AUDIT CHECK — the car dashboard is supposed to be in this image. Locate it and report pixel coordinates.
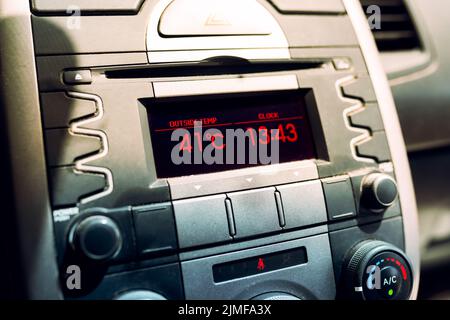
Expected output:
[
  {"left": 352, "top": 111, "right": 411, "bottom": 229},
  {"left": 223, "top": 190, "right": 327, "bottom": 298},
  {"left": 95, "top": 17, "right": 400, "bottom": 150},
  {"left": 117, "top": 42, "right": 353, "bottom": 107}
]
[{"left": 0, "top": 0, "right": 447, "bottom": 301}]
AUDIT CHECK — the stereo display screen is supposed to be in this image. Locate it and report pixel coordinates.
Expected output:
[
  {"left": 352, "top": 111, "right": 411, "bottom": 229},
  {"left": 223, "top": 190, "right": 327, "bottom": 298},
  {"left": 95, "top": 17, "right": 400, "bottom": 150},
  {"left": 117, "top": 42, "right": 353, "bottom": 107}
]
[{"left": 144, "top": 90, "right": 317, "bottom": 178}]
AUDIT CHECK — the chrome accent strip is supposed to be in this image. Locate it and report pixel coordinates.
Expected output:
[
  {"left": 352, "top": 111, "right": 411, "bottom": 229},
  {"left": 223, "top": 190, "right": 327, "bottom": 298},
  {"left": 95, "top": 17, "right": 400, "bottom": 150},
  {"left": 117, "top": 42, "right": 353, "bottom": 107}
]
[
  {"left": 154, "top": 75, "right": 299, "bottom": 98},
  {"left": 337, "top": 75, "right": 375, "bottom": 164},
  {"left": 344, "top": 0, "right": 420, "bottom": 299},
  {"left": 67, "top": 92, "right": 114, "bottom": 204}
]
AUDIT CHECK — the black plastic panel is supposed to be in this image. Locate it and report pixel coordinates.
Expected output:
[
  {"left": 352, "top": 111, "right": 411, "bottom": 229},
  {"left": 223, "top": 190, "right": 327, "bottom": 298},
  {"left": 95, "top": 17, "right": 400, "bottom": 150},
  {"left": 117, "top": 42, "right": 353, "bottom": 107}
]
[{"left": 77, "top": 263, "right": 184, "bottom": 300}]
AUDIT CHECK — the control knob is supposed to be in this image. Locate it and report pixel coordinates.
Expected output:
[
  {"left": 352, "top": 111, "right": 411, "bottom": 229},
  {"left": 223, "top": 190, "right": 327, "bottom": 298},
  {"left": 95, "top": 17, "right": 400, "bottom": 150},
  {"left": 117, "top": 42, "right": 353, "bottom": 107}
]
[
  {"left": 342, "top": 240, "right": 413, "bottom": 300},
  {"left": 361, "top": 173, "right": 398, "bottom": 213},
  {"left": 115, "top": 290, "right": 167, "bottom": 300},
  {"left": 70, "top": 215, "right": 122, "bottom": 261},
  {"left": 252, "top": 292, "right": 301, "bottom": 300}
]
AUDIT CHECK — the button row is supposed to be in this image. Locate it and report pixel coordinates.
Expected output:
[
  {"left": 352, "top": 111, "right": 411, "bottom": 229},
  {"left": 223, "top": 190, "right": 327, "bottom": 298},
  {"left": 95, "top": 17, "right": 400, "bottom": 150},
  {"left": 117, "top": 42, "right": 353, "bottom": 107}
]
[
  {"left": 173, "top": 181, "right": 329, "bottom": 249},
  {"left": 62, "top": 174, "right": 372, "bottom": 263}
]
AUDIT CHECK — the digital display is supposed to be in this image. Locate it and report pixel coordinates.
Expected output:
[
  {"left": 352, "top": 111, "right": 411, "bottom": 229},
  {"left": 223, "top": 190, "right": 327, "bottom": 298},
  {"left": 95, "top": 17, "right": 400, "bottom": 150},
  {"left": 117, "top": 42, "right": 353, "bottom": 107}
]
[
  {"left": 145, "top": 91, "right": 317, "bottom": 178},
  {"left": 213, "top": 247, "right": 308, "bottom": 283}
]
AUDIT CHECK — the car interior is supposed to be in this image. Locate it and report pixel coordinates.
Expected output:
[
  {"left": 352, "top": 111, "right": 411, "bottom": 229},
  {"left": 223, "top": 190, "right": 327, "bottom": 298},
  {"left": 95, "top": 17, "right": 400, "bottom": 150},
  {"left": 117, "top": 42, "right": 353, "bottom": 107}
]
[{"left": 0, "top": 0, "right": 449, "bottom": 301}]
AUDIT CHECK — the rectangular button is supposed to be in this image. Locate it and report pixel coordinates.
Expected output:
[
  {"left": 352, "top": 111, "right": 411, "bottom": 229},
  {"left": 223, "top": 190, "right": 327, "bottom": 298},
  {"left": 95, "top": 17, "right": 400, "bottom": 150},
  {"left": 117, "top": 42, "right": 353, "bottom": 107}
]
[
  {"left": 227, "top": 188, "right": 281, "bottom": 239},
  {"left": 31, "top": 0, "right": 144, "bottom": 14},
  {"left": 277, "top": 180, "right": 328, "bottom": 229},
  {"left": 63, "top": 70, "right": 92, "bottom": 85},
  {"left": 350, "top": 103, "right": 384, "bottom": 132},
  {"left": 356, "top": 132, "right": 391, "bottom": 163},
  {"left": 322, "top": 176, "right": 357, "bottom": 221},
  {"left": 133, "top": 203, "right": 178, "bottom": 258},
  {"left": 269, "top": 0, "right": 345, "bottom": 13},
  {"left": 45, "top": 129, "right": 101, "bottom": 166},
  {"left": 50, "top": 167, "right": 106, "bottom": 207},
  {"left": 41, "top": 92, "right": 97, "bottom": 129},
  {"left": 173, "top": 195, "right": 232, "bottom": 249},
  {"left": 342, "top": 75, "right": 377, "bottom": 102}
]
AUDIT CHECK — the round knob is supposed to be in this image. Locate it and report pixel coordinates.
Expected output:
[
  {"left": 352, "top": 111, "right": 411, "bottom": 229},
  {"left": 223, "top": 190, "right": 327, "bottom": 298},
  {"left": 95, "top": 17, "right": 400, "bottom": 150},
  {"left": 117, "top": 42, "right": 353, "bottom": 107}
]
[
  {"left": 342, "top": 240, "right": 413, "bottom": 300},
  {"left": 71, "top": 215, "right": 122, "bottom": 261},
  {"left": 361, "top": 173, "right": 398, "bottom": 212},
  {"left": 252, "top": 292, "right": 301, "bottom": 300},
  {"left": 115, "top": 290, "right": 166, "bottom": 300}
]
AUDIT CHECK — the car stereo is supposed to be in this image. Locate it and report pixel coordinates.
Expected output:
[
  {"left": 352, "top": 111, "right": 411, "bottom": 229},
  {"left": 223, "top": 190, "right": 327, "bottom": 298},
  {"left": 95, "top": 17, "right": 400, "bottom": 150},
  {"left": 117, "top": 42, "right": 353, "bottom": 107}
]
[
  {"left": 26, "top": 0, "right": 420, "bottom": 300},
  {"left": 145, "top": 89, "right": 317, "bottom": 177}
]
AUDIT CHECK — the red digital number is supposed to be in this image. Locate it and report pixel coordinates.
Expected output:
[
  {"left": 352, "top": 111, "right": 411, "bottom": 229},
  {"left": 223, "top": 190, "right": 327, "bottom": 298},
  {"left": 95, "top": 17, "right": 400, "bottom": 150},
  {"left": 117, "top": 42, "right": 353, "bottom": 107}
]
[
  {"left": 211, "top": 133, "right": 226, "bottom": 150},
  {"left": 285, "top": 123, "right": 298, "bottom": 142},
  {"left": 179, "top": 133, "right": 192, "bottom": 152},
  {"left": 272, "top": 124, "right": 287, "bottom": 143},
  {"left": 259, "top": 126, "right": 270, "bottom": 145}
]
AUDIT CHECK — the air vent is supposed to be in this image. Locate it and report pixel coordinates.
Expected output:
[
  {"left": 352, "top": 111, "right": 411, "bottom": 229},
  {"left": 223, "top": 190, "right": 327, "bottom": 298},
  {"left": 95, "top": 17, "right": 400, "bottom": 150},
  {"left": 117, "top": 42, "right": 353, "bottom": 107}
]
[{"left": 360, "top": 0, "right": 421, "bottom": 51}]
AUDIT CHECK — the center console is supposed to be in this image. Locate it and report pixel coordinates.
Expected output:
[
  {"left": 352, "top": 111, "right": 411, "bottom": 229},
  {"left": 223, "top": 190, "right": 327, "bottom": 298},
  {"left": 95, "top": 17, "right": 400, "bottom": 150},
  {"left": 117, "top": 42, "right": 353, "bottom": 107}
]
[{"left": 22, "top": 0, "right": 420, "bottom": 300}]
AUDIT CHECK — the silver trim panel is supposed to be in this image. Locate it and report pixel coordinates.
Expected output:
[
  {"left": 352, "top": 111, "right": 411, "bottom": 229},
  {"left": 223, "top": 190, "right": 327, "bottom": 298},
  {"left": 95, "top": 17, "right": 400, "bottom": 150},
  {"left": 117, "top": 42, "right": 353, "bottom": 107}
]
[
  {"left": 154, "top": 75, "right": 299, "bottom": 98},
  {"left": 146, "top": 0, "right": 291, "bottom": 62}
]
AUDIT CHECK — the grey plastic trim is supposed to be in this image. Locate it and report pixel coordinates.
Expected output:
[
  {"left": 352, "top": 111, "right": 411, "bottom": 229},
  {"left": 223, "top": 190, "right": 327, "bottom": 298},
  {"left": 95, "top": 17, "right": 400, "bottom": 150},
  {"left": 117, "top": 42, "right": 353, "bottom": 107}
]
[
  {"left": 382, "top": 0, "right": 437, "bottom": 83},
  {"left": 153, "top": 75, "right": 298, "bottom": 98},
  {"left": 146, "top": 0, "right": 291, "bottom": 62},
  {"left": 67, "top": 92, "right": 114, "bottom": 204},
  {"left": 344, "top": 0, "right": 420, "bottom": 300},
  {"left": 0, "top": 0, "right": 62, "bottom": 299}
]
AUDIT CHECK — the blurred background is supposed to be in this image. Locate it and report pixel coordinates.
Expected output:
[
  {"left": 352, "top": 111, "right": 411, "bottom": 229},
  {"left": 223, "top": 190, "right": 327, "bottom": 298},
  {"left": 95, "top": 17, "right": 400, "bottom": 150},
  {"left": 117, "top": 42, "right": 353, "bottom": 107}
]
[{"left": 361, "top": 0, "right": 450, "bottom": 299}]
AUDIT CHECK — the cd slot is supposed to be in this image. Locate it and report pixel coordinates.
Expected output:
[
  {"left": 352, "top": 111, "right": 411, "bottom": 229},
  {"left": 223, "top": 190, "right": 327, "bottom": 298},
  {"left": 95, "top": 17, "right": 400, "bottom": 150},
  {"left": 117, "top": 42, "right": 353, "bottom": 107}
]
[{"left": 104, "top": 60, "right": 325, "bottom": 79}]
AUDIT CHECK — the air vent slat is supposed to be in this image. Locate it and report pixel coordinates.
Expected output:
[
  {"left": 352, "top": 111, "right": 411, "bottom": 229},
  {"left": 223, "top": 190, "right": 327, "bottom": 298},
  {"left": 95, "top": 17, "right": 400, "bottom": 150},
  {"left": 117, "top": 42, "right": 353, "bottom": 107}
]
[{"left": 360, "top": 0, "right": 421, "bottom": 51}]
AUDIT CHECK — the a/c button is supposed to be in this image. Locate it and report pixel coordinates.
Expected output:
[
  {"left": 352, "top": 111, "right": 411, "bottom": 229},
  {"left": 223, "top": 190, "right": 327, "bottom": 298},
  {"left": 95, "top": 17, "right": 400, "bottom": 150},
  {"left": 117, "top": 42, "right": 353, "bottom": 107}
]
[{"left": 380, "top": 266, "right": 403, "bottom": 299}]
